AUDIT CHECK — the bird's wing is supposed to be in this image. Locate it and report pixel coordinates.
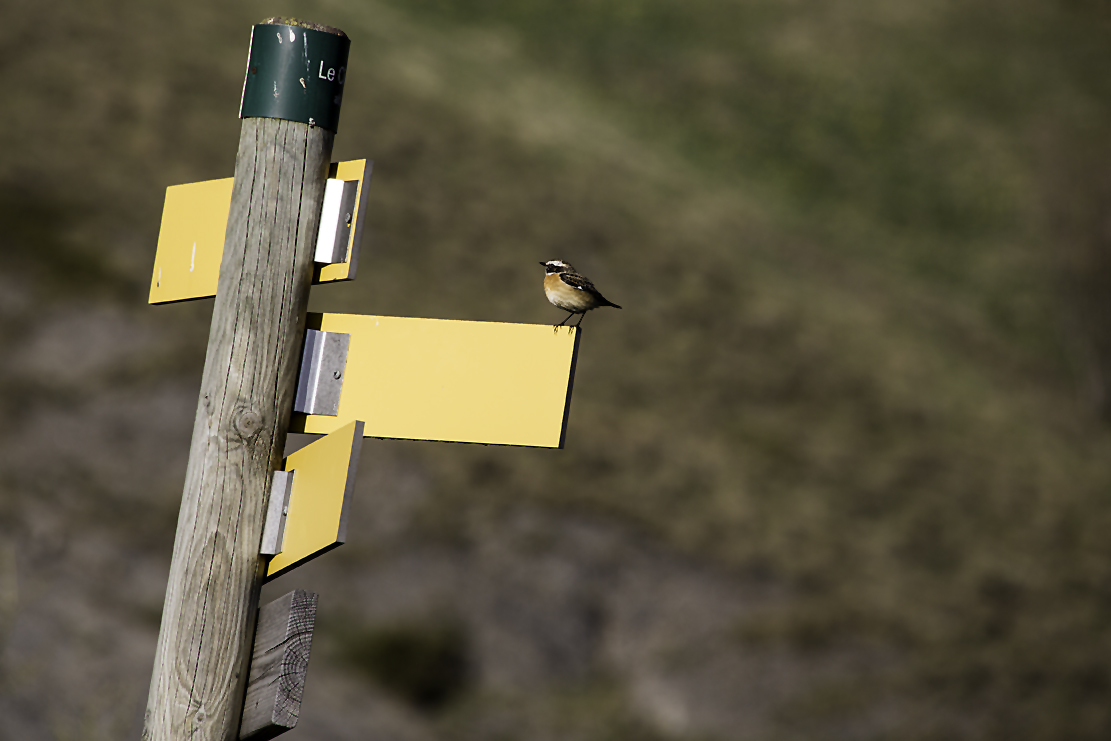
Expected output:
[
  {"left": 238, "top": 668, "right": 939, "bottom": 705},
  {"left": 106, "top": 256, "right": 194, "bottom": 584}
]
[{"left": 558, "top": 272, "right": 596, "bottom": 292}]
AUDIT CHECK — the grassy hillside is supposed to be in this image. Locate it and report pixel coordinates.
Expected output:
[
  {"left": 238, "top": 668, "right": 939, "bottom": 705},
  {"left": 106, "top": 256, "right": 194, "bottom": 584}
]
[{"left": 3, "top": 0, "right": 1111, "bottom": 739}]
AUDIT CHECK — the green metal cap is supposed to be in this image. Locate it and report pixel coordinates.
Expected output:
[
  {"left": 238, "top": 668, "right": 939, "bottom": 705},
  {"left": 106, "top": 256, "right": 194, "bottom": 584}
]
[{"left": 240, "top": 22, "right": 351, "bottom": 133}]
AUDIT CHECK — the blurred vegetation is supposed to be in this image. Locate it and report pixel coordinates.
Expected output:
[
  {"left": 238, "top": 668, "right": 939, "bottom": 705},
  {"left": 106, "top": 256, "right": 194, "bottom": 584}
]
[
  {"left": 5, "top": 0, "right": 1111, "bottom": 738},
  {"left": 329, "top": 614, "right": 471, "bottom": 710}
]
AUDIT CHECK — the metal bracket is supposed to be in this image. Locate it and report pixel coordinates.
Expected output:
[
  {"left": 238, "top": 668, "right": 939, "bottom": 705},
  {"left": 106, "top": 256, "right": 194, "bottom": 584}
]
[
  {"left": 260, "top": 470, "right": 294, "bottom": 556},
  {"left": 314, "top": 179, "right": 359, "bottom": 264},
  {"left": 294, "top": 329, "right": 350, "bottom": 416}
]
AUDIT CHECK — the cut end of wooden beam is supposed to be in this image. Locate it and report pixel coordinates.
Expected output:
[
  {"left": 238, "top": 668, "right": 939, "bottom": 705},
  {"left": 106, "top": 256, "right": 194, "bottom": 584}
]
[{"left": 239, "top": 590, "right": 319, "bottom": 741}]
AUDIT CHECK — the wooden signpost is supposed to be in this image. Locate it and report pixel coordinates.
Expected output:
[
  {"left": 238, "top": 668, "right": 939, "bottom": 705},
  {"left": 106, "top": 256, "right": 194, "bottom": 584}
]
[{"left": 143, "top": 17, "right": 582, "bottom": 741}]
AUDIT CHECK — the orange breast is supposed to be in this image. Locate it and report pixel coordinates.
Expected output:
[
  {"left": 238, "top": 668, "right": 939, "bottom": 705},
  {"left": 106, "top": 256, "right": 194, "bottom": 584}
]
[{"left": 544, "top": 274, "right": 593, "bottom": 312}]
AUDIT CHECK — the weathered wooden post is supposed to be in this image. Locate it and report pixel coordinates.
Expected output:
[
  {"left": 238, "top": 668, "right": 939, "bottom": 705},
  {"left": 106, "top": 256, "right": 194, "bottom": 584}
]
[
  {"left": 143, "top": 18, "right": 350, "bottom": 740},
  {"left": 145, "top": 16, "right": 589, "bottom": 736}
]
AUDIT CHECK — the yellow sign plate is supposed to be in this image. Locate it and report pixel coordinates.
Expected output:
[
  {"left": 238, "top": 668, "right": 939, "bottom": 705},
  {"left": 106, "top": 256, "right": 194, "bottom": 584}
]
[
  {"left": 317, "top": 159, "right": 371, "bottom": 284},
  {"left": 149, "top": 160, "right": 371, "bottom": 304},
  {"left": 150, "top": 177, "right": 233, "bottom": 304},
  {"left": 291, "top": 314, "right": 581, "bottom": 448},
  {"left": 266, "top": 420, "right": 363, "bottom": 580}
]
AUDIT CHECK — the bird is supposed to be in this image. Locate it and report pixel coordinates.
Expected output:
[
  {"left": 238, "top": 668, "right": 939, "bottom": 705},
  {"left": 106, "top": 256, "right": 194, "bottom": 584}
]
[{"left": 540, "top": 260, "right": 621, "bottom": 328}]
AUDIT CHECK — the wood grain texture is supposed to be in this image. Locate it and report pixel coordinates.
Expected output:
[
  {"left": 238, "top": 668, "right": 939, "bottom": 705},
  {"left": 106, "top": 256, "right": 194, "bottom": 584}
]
[
  {"left": 239, "top": 590, "right": 318, "bottom": 740},
  {"left": 143, "top": 116, "right": 334, "bottom": 741}
]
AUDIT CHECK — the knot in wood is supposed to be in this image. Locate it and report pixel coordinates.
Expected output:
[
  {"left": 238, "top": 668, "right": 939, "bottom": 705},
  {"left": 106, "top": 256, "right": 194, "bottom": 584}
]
[{"left": 232, "top": 408, "right": 265, "bottom": 441}]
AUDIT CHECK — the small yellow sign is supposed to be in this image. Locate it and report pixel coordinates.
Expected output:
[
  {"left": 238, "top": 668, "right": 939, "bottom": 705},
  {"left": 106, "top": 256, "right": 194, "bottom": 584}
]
[
  {"left": 317, "top": 159, "right": 371, "bottom": 284},
  {"left": 150, "top": 178, "right": 233, "bottom": 304},
  {"left": 265, "top": 420, "right": 364, "bottom": 580},
  {"left": 291, "top": 314, "right": 581, "bottom": 448},
  {"left": 149, "top": 160, "right": 371, "bottom": 304}
]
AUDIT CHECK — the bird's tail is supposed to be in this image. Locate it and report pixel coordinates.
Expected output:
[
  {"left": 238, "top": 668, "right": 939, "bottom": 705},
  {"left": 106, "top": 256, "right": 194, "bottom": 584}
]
[{"left": 603, "top": 298, "right": 622, "bottom": 309}]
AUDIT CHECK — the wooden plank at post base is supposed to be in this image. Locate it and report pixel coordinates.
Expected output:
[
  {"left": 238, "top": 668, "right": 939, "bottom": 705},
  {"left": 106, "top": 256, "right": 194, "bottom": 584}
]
[
  {"left": 290, "top": 314, "right": 582, "bottom": 448},
  {"left": 149, "top": 159, "right": 370, "bottom": 304},
  {"left": 239, "top": 590, "right": 319, "bottom": 741},
  {"left": 265, "top": 420, "right": 363, "bottom": 580}
]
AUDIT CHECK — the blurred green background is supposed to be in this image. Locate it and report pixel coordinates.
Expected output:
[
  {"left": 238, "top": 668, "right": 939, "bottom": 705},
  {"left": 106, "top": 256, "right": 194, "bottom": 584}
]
[{"left": 3, "top": 0, "right": 1111, "bottom": 739}]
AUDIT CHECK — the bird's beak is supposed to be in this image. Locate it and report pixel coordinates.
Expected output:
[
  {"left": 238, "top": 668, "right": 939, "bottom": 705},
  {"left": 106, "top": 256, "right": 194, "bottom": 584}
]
[{"left": 539, "top": 261, "right": 547, "bottom": 267}]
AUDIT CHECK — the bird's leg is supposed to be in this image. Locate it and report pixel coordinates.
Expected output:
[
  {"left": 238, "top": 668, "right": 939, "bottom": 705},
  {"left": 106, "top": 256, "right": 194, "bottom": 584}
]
[
  {"left": 554, "top": 311, "right": 575, "bottom": 331},
  {"left": 574, "top": 311, "right": 587, "bottom": 328}
]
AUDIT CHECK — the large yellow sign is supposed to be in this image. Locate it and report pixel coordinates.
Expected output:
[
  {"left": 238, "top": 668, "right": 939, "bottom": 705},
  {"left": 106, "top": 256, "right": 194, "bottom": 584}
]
[{"left": 291, "top": 314, "right": 581, "bottom": 448}]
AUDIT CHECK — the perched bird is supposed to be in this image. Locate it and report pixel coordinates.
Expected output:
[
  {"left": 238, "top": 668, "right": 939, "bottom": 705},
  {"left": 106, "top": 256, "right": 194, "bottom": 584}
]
[{"left": 540, "top": 260, "right": 621, "bottom": 328}]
